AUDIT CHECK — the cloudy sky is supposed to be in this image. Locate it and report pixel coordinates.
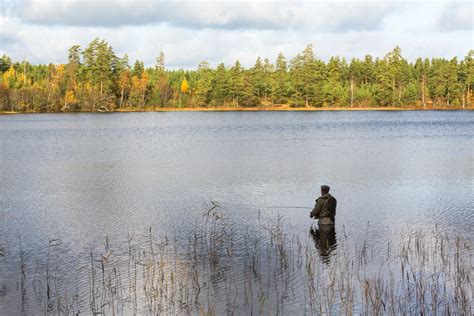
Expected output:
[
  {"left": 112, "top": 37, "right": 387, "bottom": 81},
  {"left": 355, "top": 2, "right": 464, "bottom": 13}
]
[{"left": 0, "top": 0, "right": 472, "bottom": 69}]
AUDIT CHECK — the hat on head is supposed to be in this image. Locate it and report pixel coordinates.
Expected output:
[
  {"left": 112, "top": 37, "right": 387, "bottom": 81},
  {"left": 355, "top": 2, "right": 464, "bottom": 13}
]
[{"left": 320, "top": 185, "right": 330, "bottom": 192}]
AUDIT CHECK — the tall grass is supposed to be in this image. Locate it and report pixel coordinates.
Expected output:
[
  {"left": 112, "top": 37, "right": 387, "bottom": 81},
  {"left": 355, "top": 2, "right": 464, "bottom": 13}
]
[{"left": 2, "top": 203, "right": 472, "bottom": 315}]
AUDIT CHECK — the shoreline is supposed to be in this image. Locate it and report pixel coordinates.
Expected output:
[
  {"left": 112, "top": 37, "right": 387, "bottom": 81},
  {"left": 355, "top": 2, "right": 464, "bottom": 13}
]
[{"left": 1, "top": 106, "right": 473, "bottom": 115}]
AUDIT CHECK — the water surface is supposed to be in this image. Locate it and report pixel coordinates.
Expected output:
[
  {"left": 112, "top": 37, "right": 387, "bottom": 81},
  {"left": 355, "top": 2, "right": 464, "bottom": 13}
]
[{"left": 0, "top": 111, "right": 472, "bottom": 313}]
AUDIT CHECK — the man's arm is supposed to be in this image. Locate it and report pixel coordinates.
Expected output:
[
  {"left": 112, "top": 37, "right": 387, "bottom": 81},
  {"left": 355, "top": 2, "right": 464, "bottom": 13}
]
[{"left": 310, "top": 199, "right": 322, "bottom": 218}]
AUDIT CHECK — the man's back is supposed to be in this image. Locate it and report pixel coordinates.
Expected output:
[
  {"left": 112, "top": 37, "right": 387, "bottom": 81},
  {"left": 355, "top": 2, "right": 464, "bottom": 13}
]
[
  {"left": 311, "top": 193, "right": 337, "bottom": 223},
  {"left": 326, "top": 194, "right": 337, "bottom": 221}
]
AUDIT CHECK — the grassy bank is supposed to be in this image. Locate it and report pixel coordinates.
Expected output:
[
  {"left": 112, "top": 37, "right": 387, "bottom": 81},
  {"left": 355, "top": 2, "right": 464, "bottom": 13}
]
[
  {"left": 1, "top": 105, "right": 473, "bottom": 115},
  {"left": 120, "top": 105, "right": 474, "bottom": 112}
]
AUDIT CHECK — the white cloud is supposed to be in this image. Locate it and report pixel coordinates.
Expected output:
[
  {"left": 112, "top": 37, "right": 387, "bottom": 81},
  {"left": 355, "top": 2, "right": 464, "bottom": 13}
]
[
  {"left": 11, "top": 0, "right": 398, "bottom": 31},
  {"left": 437, "top": 1, "right": 473, "bottom": 31},
  {"left": 0, "top": 1, "right": 472, "bottom": 68}
]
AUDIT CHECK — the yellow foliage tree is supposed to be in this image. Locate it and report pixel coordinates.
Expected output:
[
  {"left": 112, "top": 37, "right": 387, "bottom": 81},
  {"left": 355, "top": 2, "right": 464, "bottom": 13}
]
[
  {"left": 131, "top": 71, "right": 149, "bottom": 107},
  {"left": 140, "top": 72, "right": 149, "bottom": 92},
  {"left": 49, "top": 64, "right": 65, "bottom": 94},
  {"left": 131, "top": 75, "right": 140, "bottom": 91},
  {"left": 131, "top": 75, "right": 146, "bottom": 95},
  {"left": 140, "top": 72, "right": 149, "bottom": 104},
  {"left": 64, "top": 89, "right": 76, "bottom": 106},
  {"left": 181, "top": 78, "right": 189, "bottom": 94},
  {"left": 17, "top": 73, "right": 31, "bottom": 88},
  {"left": 2, "top": 66, "right": 16, "bottom": 88},
  {"left": 119, "top": 71, "right": 131, "bottom": 108},
  {"left": 53, "top": 64, "right": 65, "bottom": 83}
]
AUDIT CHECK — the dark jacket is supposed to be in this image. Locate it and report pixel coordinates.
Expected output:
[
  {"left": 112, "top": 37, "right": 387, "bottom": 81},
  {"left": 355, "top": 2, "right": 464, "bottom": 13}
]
[{"left": 310, "top": 193, "right": 337, "bottom": 224}]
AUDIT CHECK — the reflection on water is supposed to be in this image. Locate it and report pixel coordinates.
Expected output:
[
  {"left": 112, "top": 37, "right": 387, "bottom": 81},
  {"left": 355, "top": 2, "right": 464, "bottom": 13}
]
[
  {"left": 0, "top": 111, "right": 473, "bottom": 313},
  {"left": 309, "top": 224, "right": 337, "bottom": 263}
]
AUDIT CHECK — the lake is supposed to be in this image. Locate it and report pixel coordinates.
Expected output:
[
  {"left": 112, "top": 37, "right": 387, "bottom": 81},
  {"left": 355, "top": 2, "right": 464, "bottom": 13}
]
[{"left": 0, "top": 111, "right": 473, "bottom": 314}]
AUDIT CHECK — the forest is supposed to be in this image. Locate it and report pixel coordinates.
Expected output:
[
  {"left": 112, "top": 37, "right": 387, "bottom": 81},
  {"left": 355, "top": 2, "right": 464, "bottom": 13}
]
[{"left": 0, "top": 38, "right": 472, "bottom": 112}]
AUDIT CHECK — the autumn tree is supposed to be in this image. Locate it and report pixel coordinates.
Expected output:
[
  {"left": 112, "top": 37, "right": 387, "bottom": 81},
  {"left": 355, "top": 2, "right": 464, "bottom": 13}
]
[
  {"left": 181, "top": 78, "right": 189, "bottom": 93},
  {"left": 150, "top": 52, "right": 173, "bottom": 108},
  {"left": 2, "top": 40, "right": 473, "bottom": 112},
  {"left": 130, "top": 70, "right": 149, "bottom": 108},
  {"left": 117, "top": 54, "right": 131, "bottom": 108}
]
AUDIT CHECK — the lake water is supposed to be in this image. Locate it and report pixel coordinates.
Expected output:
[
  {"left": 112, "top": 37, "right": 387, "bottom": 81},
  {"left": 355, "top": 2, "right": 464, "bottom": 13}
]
[{"left": 0, "top": 111, "right": 473, "bottom": 314}]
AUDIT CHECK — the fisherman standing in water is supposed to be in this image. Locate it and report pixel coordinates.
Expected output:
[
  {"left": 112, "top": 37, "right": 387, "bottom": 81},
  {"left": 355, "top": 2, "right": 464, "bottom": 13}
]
[
  {"left": 310, "top": 185, "right": 337, "bottom": 224},
  {"left": 310, "top": 185, "right": 337, "bottom": 262}
]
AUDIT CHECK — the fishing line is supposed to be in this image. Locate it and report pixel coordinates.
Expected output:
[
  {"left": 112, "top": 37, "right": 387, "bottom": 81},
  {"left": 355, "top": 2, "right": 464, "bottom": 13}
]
[{"left": 258, "top": 206, "right": 310, "bottom": 209}]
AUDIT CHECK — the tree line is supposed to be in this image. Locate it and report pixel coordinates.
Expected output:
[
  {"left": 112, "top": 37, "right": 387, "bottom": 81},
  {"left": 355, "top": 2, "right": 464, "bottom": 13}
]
[{"left": 0, "top": 38, "right": 472, "bottom": 112}]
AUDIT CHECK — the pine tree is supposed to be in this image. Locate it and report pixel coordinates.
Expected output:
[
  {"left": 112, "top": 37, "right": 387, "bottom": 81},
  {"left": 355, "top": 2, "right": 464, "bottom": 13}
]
[
  {"left": 229, "top": 61, "right": 244, "bottom": 106},
  {"left": 156, "top": 51, "right": 165, "bottom": 74},
  {"left": 196, "top": 61, "right": 212, "bottom": 107},
  {"left": 374, "top": 58, "right": 393, "bottom": 106},
  {"left": 0, "top": 55, "right": 12, "bottom": 73},
  {"left": 117, "top": 54, "right": 131, "bottom": 108},
  {"left": 66, "top": 45, "right": 81, "bottom": 104},
  {"left": 272, "top": 52, "right": 288, "bottom": 104},
  {"left": 211, "top": 63, "right": 229, "bottom": 106},
  {"left": 252, "top": 57, "right": 265, "bottom": 98},
  {"left": 132, "top": 60, "right": 144, "bottom": 78},
  {"left": 460, "top": 51, "right": 474, "bottom": 107},
  {"left": 82, "top": 38, "right": 116, "bottom": 109}
]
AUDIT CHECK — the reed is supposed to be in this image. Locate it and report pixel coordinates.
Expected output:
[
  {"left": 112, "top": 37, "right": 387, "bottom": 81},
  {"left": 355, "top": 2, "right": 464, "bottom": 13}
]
[{"left": 4, "top": 204, "right": 473, "bottom": 315}]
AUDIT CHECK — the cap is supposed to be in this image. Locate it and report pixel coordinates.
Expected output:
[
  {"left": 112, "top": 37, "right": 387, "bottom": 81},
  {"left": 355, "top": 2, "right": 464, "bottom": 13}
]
[{"left": 320, "top": 185, "right": 330, "bottom": 191}]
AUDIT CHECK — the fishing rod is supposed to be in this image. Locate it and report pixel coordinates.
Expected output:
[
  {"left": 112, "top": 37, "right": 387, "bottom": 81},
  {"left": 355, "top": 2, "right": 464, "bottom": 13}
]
[{"left": 258, "top": 206, "right": 310, "bottom": 209}]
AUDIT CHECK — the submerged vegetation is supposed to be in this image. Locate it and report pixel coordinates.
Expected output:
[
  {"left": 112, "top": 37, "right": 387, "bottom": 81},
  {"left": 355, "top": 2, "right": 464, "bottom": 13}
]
[
  {"left": 0, "top": 39, "right": 473, "bottom": 112},
  {"left": 1, "top": 203, "right": 472, "bottom": 314}
]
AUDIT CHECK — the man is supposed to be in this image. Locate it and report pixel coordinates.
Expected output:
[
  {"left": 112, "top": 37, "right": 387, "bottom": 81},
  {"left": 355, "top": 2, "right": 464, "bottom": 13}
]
[{"left": 310, "top": 185, "right": 337, "bottom": 225}]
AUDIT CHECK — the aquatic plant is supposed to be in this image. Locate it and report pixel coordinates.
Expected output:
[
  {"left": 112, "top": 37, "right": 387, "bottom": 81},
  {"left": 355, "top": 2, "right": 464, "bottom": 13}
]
[{"left": 3, "top": 203, "right": 472, "bottom": 315}]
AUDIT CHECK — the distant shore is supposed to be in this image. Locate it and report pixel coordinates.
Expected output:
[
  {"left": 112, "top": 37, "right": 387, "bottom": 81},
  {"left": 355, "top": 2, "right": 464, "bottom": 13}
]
[{"left": 1, "top": 105, "right": 473, "bottom": 115}]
